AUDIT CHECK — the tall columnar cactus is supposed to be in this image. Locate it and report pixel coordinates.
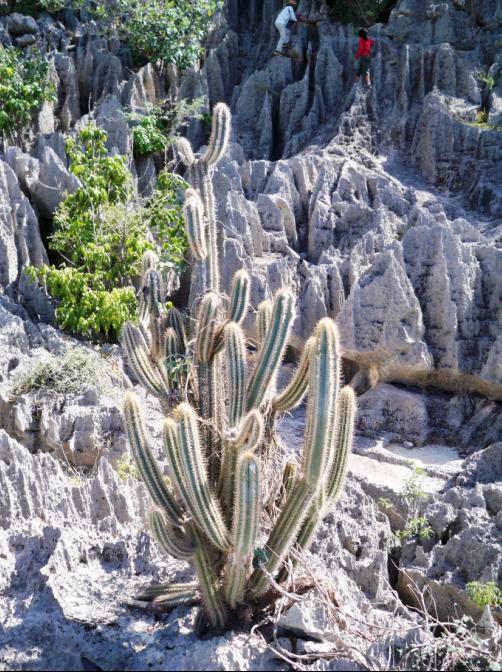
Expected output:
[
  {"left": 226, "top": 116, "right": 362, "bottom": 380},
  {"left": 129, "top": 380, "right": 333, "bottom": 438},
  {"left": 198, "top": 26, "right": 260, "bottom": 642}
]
[{"left": 121, "top": 102, "right": 356, "bottom": 632}]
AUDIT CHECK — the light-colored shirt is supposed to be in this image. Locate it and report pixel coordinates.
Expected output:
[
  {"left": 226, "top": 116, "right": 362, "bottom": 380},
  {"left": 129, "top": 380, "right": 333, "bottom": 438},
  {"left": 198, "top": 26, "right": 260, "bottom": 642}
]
[{"left": 276, "top": 6, "right": 297, "bottom": 26}]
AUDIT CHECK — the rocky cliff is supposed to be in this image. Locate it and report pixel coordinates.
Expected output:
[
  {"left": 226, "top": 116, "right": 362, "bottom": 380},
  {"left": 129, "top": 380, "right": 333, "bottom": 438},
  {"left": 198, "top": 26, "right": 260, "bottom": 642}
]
[{"left": 0, "top": 0, "right": 501, "bottom": 669}]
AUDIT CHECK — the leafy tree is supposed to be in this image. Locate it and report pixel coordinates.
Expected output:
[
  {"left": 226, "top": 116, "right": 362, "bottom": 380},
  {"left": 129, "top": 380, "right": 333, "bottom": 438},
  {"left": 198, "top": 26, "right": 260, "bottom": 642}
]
[
  {"left": 119, "top": 0, "right": 222, "bottom": 71},
  {"left": 28, "top": 124, "right": 189, "bottom": 339},
  {"left": 0, "top": 46, "right": 56, "bottom": 143}
]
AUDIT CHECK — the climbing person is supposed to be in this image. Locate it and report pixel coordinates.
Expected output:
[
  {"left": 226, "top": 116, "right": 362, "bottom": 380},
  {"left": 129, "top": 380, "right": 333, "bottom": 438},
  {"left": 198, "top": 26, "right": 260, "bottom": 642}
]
[
  {"left": 355, "top": 28, "right": 375, "bottom": 88},
  {"left": 274, "top": 0, "right": 304, "bottom": 56}
]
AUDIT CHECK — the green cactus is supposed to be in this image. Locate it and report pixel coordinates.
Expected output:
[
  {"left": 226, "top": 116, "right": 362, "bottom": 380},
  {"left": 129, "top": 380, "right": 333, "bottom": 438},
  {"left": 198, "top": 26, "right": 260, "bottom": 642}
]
[{"left": 122, "top": 104, "right": 355, "bottom": 631}]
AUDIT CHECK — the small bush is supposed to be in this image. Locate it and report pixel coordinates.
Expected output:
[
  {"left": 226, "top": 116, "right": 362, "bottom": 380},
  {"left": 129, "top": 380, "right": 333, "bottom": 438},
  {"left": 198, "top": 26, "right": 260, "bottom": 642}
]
[
  {"left": 466, "top": 581, "right": 502, "bottom": 609},
  {"left": 128, "top": 98, "right": 204, "bottom": 157},
  {"left": 477, "top": 71, "right": 495, "bottom": 91},
  {"left": 116, "top": 452, "right": 140, "bottom": 480},
  {"left": 28, "top": 124, "right": 152, "bottom": 339},
  {"left": 119, "top": 0, "right": 223, "bottom": 71},
  {"left": 131, "top": 114, "right": 167, "bottom": 156},
  {"left": 11, "top": 346, "right": 112, "bottom": 398},
  {"left": 0, "top": 46, "right": 56, "bottom": 142}
]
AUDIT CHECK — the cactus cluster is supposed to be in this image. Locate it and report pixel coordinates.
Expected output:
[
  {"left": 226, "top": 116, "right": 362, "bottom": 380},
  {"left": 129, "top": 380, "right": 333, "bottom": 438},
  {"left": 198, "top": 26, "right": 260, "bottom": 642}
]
[{"left": 121, "top": 102, "right": 356, "bottom": 631}]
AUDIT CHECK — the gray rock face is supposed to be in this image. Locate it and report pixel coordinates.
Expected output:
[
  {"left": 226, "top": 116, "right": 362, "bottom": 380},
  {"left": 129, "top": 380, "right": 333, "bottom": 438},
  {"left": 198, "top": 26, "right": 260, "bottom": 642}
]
[
  {"left": 0, "top": 160, "right": 47, "bottom": 305},
  {"left": 5, "top": 146, "right": 80, "bottom": 219},
  {"left": 6, "top": 12, "right": 38, "bottom": 35}
]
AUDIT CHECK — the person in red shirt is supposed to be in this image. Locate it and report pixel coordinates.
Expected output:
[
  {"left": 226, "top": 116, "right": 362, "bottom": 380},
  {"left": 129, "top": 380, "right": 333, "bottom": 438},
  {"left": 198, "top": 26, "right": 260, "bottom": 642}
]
[{"left": 355, "top": 28, "right": 375, "bottom": 88}]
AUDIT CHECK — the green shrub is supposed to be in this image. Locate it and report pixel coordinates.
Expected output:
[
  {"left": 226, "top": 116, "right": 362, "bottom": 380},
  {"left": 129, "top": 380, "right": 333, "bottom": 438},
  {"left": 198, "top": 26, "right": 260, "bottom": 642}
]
[
  {"left": 11, "top": 346, "right": 112, "bottom": 398},
  {"left": 116, "top": 452, "right": 140, "bottom": 480},
  {"left": 119, "top": 0, "right": 223, "bottom": 71},
  {"left": 138, "top": 169, "right": 189, "bottom": 278},
  {"left": 477, "top": 71, "right": 495, "bottom": 91},
  {"left": 27, "top": 123, "right": 189, "bottom": 339},
  {"left": 128, "top": 98, "right": 204, "bottom": 157},
  {"left": 131, "top": 114, "right": 167, "bottom": 156},
  {"left": 28, "top": 124, "right": 152, "bottom": 339},
  {"left": 0, "top": 46, "right": 56, "bottom": 142},
  {"left": 466, "top": 581, "right": 502, "bottom": 609}
]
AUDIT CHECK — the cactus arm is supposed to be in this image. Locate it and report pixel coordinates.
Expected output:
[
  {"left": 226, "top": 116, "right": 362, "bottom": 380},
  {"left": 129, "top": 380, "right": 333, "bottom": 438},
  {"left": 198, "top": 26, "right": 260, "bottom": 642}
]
[
  {"left": 272, "top": 336, "right": 315, "bottom": 412},
  {"left": 302, "top": 318, "right": 340, "bottom": 487},
  {"left": 121, "top": 323, "right": 168, "bottom": 398},
  {"left": 247, "top": 289, "right": 295, "bottom": 410},
  {"left": 256, "top": 300, "right": 272, "bottom": 345},
  {"left": 218, "top": 410, "right": 263, "bottom": 527},
  {"left": 276, "top": 461, "right": 297, "bottom": 511},
  {"left": 191, "top": 527, "right": 227, "bottom": 629},
  {"left": 224, "top": 322, "right": 247, "bottom": 427},
  {"left": 224, "top": 453, "right": 260, "bottom": 608},
  {"left": 149, "top": 509, "right": 196, "bottom": 561},
  {"left": 204, "top": 102, "right": 231, "bottom": 167},
  {"left": 249, "top": 478, "right": 315, "bottom": 597},
  {"left": 183, "top": 188, "right": 207, "bottom": 261},
  {"left": 324, "top": 386, "right": 356, "bottom": 511},
  {"left": 195, "top": 292, "right": 221, "bottom": 364},
  {"left": 123, "top": 393, "right": 184, "bottom": 526},
  {"left": 174, "top": 403, "right": 230, "bottom": 552},
  {"left": 176, "top": 137, "right": 196, "bottom": 167},
  {"left": 163, "top": 327, "right": 181, "bottom": 388},
  {"left": 190, "top": 160, "right": 219, "bottom": 294},
  {"left": 134, "top": 581, "right": 199, "bottom": 602},
  {"left": 166, "top": 307, "right": 188, "bottom": 355},
  {"left": 228, "top": 269, "right": 250, "bottom": 324}
]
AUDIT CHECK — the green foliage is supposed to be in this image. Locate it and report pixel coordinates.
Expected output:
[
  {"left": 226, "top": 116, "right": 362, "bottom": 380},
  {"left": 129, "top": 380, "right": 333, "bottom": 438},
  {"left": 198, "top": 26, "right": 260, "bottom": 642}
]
[
  {"left": 131, "top": 114, "right": 167, "bottom": 156},
  {"left": 466, "top": 581, "right": 502, "bottom": 609},
  {"left": 477, "top": 71, "right": 495, "bottom": 90},
  {"left": 117, "top": 0, "right": 223, "bottom": 71},
  {"left": 10, "top": 346, "right": 112, "bottom": 398},
  {"left": 476, "top": 109, "right": 489, "bottom": 125},
  {"left": 138, "top": 170, "right": 189, "bottom": 277},
  {"left": 326, "top": 0, "right": 395, "bottom": 25},
  {"left": 116, "top": 452, "right": 140, "bottom": 481},
  {"left": 379, "top": 467, "right": 434, "bottom": 545},
  {"left": 128, "top": 98, "right": 205, "bottom": 157},
  {"left": 395, "top": 516, "right": 433, "bottom": 542},
  {"left": 28, "top": 124, "right": 152, "bottom": 339},
  {"left": 0, "top": 45, "right": 56, "bottom": 141},
  {"left": 401, "top": 466, "right": 430, "bottom": 506}
]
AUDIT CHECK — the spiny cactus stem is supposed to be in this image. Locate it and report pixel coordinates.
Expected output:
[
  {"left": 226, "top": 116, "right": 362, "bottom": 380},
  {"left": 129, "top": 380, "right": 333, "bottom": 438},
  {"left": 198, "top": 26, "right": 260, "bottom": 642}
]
[
  {"left": 223, "top": 452, "right": 260, "bottom": 608},
  {"left": 272, "top": 336, "right": 315, "bottom": 412},
  {"left": 123, "top": 394, "right": 184, "bottom": 526},
  {"left": 225, "top": 322, "right": 247, "bottom": 428},
  {"left": 183, "top": 188, "right": 207, "bottom": 261},
  {"left": 204, "top": 102, "right": 231, "bottom": 167},
  {"left": 247, "top": 289, "right": 295, "bottom": 411},
  {"left": 191, "top": 527, "right": 227, "bottom": 629},
  {"left": 302, "top": 319, "right": 340, "bottom": 487},
  {"left": 174, "top": 403, "right": 230, "bottom": 552},
  {"left": 229, "top": 269, "right": 250, "bottom": 324},
  {"left": 256, "top": 300, "right": 272, "bottom": 345},
  {"left": 149, "top": 509, "right": 196, "bottom": 561},
  {"left": 121, "top": 323, "right": 169, "bottom": 399},
  {"left": 250, "top": 478, "right": 316, "bottom": 597},
  {"left": 324, "top": 386, "right": 356, "bottom": 511}
]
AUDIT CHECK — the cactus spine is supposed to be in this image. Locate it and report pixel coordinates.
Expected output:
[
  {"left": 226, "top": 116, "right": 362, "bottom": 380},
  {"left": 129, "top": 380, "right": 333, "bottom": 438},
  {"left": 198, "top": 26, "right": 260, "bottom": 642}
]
[{"left": 123, "top": 104, "right": 355, "bottom": 630}]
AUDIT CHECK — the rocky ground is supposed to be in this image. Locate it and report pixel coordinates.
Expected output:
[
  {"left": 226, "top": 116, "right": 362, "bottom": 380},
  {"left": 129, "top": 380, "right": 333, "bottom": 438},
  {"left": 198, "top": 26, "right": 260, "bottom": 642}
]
[{"left": 0, "top": 0, "right": 501, "bottom": 669}]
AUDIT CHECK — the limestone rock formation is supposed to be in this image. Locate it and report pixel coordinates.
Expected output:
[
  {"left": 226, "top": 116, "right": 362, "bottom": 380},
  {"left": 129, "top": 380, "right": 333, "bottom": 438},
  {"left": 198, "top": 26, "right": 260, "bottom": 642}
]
[{"left": 0, "top": 0, "right": 501, "bottom": 668}]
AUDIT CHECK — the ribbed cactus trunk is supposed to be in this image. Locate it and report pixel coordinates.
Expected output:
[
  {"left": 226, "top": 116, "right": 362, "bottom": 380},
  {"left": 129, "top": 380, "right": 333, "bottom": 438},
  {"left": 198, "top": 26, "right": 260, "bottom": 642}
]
[{"left": 121, "top": 102, "right": 357, "bottom": 633}]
